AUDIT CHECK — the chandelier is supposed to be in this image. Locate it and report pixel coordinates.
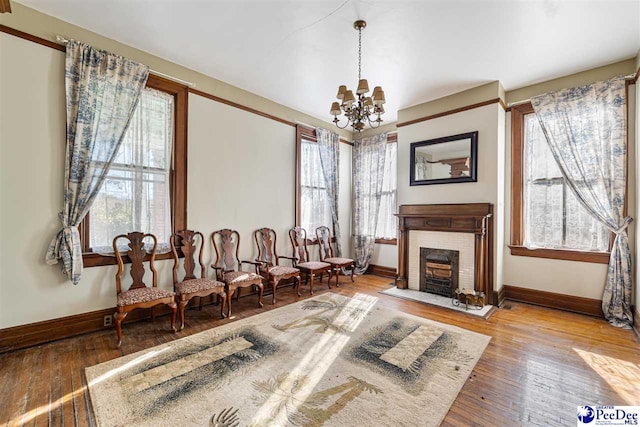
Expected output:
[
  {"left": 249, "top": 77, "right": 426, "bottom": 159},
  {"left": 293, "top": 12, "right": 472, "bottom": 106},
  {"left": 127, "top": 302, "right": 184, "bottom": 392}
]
[{"left": 330, "top": 20, "right": 386, "bottom": 132}]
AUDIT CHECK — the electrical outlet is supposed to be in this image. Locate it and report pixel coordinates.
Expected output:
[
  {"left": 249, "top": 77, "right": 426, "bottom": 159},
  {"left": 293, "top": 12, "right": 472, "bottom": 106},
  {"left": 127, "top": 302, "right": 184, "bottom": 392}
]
[{"left": 103, "top": 315, "right": 113, "bottom": 327}]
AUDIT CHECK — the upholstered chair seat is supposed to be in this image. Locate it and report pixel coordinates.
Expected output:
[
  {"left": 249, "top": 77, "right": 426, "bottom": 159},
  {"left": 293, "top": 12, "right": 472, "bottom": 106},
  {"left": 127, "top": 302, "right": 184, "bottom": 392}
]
[
  {"left": 176, "top": 278, "right": 225, "bottom": 295},
  {"left": 267, "top": 265, "right": 299, "bottom": 276},
  {"left": 297, "top": 261, "right": 331, "bottom": 270},
  {"left": 117, "top": 287, "right": 175, "bottom": 307},
  {"left": 223, "top": 271, "right": 263, "bottom": 284},
  {"left": 323, "top": 257, "right": 353, "bottom": 265}
]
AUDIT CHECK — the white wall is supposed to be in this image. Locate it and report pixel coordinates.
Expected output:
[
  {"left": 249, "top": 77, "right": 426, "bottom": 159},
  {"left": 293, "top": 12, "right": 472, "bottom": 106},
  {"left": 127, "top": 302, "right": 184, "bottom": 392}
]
[
  {"left": 397, "top": 104, "right": 503, "bottom": 291},
  {"left": 0, "top": 33, "right": 352, "bottom": 329},
  {"left": 187, "top": 93, "right": 296, "bottom": 270}
]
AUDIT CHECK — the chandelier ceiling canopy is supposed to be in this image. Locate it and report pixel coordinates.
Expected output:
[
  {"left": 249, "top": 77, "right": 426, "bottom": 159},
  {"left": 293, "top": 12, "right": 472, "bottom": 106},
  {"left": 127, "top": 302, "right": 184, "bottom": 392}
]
[{"left": 330, "top": 20, "right": 386, "bottom": 132}]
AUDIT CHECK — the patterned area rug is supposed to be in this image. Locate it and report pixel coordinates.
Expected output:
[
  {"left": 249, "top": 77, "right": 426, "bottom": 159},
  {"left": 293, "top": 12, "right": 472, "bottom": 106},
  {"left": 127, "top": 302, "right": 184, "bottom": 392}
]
[{"left": 86, "top": 293, "right": 490, "bottom": 426}]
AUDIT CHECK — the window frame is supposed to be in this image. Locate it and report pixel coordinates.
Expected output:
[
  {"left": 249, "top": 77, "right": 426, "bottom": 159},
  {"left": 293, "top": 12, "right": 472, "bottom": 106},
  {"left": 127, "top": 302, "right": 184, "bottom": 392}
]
[
  {"left": 80, "top": 75, "right": 188, "bottom": 267},
  {"left": 375, "top": 133, "right": 398, "bottom": 245},
  {"left": 509, "top": 102, "right": 611, "bottom": 264}
]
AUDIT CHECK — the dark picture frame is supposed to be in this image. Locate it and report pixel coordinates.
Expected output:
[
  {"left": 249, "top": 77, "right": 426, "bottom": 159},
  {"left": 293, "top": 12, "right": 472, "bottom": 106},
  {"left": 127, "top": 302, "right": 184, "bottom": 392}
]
[{"left": 409, "top": 131, "right": 478, "bottom": 186}]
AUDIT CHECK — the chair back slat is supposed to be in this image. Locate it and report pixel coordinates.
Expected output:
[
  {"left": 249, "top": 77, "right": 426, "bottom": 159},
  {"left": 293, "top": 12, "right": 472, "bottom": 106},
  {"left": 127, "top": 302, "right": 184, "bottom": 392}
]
[
  {"left": 289, "top": 227, "right": 309, "bottom": 263},
  {"left": 113, "top": 232, "right": 157, "bottom": 293},
  {"left": 212, "top": 229, "right": 240, "bottom": 273},
  {"left": 315, "top": 226, "right": 334, "bottom": 261},
  {"left": 255, "top": 227, "right": 277, "bottom": 268},
  {"left": 171, "top": 229, "right": 205, "bottom": 285}
]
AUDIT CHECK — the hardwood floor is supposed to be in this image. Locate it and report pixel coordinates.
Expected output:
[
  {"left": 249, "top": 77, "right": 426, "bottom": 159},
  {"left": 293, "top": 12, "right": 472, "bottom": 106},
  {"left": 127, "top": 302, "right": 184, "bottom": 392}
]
[{"left": 1, "top": 275, "right": 639, "bottom": 426}]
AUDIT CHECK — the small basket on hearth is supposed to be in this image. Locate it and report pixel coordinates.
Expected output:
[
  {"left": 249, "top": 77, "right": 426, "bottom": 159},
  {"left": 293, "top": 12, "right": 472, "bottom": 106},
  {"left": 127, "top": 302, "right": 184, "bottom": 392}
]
[{"left": 452, "top": 288, "right": 485, "bottom": 311}]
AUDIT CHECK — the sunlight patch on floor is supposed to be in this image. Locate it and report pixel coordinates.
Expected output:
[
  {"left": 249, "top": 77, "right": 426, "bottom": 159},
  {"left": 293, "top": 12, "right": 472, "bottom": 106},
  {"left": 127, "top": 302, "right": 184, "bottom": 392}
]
[
  {"left": 251, "top": 293, "right": 377, "bottom": 425},
  {"left": 11, "top": 346, "right": 171, "bottom": 426},
  {"left": 574, "top": 347, "right": 640, "bottom": 405}
]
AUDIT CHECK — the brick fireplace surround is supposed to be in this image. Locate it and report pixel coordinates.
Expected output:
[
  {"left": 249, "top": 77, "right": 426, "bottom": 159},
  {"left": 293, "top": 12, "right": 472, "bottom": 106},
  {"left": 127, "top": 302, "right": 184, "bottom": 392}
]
[{"left": 395, "top": 203, "right": 494, "bottom": 305}]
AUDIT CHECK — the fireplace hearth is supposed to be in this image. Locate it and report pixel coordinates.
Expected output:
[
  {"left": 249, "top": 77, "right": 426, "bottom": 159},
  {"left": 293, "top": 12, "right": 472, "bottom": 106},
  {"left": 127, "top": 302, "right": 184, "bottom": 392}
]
[{"left": 420, "top": 248, "right": 459, "bottom": 297}]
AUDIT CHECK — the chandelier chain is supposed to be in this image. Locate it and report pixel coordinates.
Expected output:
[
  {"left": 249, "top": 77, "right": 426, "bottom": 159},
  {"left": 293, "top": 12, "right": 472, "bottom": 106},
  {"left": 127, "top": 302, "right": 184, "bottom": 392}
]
[{"left": 358, "top": 27, "right": 362, "bottom": 81}]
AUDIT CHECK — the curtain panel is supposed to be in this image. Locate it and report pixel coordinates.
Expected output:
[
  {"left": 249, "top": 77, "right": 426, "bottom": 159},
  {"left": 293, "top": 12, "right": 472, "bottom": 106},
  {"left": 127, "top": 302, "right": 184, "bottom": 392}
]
[
  {"left": 352, "top": 132, "right": 388, "bottom": 274},
  {"left": 315, "top": 128, "right": 342, "bottom": 256},
  {"left": 45, "top": 40, "right": 149, "bottom": 285},
  {"left": 531, "top": 76, "right": 632, "bottom": 328}
]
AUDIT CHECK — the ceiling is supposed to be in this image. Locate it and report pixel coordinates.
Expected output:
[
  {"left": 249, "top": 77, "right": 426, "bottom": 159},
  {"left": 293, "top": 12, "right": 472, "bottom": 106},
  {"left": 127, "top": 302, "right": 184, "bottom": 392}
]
[{"left": 18, "top": 0, "right": 640, "bottom": 124}]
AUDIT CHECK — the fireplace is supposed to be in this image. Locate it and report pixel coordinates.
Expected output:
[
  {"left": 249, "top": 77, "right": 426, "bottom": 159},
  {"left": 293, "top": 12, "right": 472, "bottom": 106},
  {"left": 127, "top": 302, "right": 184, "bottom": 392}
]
[
  {"left": 420, "top": 248, "right": 459, "bottom": 297},
  {"left": 395, "top": 203, "right": 493, "bottom": 305}
]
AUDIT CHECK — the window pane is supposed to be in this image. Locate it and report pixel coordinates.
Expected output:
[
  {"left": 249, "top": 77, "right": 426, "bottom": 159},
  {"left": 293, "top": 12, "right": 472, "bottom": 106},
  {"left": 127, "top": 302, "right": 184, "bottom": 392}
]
[
  {"left": 90, "top": 88, "right": 174, "bottom": 250},
  {"left": 300, "top": 139, "right": 332, "bottom": 235},
  {"left": 376, "top": 142, "right": 397, "bottom": 239},
  {"left": 523, "top": 114, "right": 609, "bottom": 251}
]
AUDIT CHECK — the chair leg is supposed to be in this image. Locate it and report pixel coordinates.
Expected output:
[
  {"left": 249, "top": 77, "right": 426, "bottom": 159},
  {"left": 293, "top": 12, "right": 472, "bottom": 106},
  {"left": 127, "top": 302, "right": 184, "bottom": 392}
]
[
  {"left": 327, "top": 270, "right": 332, "bottom": 289},
  {"left": 227, "top": 288, "right": 234, "bottom": 317},
  {"left": 199, "top": 296, "right": 204, "bottom": 311},
  {"left": 350, "top": 264, "right": 355, "bottom": 282},
  {"left": 271, "top": 278, "right": 279, "bottom": 304},
  {"left": 114, "top": 310, "right": 127, "bottom": 348},
  {"left": 295, "top": 275, "right": 302, "bottom": 297},
  {"left": 335, "top": 267, "right": 341, "bottom": 288},
  {"left": 309, "top": 273, "right": 315, "bottom": 295},
  {"left": 220, "top": 293, "right": 227, "bottom": 319},
  {"left": 257, "top": 283, "right": 264, "bottom": 307},
  {"left": 169, "top": 300, "right": 177, "bottom": 333},
  {"left": 178, "top": 296, "right": 188, "bottom": 331}
]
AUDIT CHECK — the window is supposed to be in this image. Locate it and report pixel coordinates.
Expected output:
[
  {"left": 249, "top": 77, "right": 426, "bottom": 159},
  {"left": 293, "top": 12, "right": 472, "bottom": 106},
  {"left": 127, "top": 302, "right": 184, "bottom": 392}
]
[
  {"left": 89, "top": 88, "right": 174, "bottom": 252},
  {"left": 81, "top": 75, "right": 187, "bottom": 266},
  {"left": 510, "top": 103, "right": 611, "bottom": 263},
  {"left": 375, "top": 139, "right": 397, "bottom": 242},
  {"left": 299, "top": 137, "right": 332, "bottom": 236}
]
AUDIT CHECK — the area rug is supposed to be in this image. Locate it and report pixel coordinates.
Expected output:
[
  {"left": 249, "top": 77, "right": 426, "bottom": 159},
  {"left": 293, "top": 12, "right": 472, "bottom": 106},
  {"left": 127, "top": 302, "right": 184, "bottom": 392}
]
[
  {"left": 380, "top": 287, "right": 495, "bottom": 318},
  {"left": 86, "top": 293, "right": 491, "bottom": 426}
]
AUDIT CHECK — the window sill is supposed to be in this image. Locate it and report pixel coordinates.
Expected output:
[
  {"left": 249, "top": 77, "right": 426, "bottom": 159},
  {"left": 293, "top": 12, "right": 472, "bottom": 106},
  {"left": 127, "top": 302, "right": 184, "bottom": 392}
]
[
  {"left": 375, "top": 238, "right": 397, "bottom": 245},
  {"left": 82, "top": 251, "right": 178, "bottom": 267},
  {"left": 508, "top": 245, "right": 610, "bottom": 264}
]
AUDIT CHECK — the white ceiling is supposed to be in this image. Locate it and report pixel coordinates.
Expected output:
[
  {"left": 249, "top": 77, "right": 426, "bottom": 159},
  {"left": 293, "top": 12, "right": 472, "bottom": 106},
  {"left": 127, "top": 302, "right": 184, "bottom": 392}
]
[{"left": 18, "top": 0, "right": 640, "bottom": 124}]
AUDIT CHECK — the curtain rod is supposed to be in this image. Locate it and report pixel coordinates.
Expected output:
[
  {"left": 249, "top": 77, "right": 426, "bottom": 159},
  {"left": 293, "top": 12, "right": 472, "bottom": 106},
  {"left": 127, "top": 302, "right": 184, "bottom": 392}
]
[{"left": 55, "top": 35, "right": 196, "bottom": 88}]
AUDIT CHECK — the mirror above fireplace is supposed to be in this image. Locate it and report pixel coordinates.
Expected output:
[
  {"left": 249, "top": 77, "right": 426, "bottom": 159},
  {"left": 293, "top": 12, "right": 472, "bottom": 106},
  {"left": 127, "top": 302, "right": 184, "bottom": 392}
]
[{"left": 409, "top": 131, "right": 478, "bottom": 185}]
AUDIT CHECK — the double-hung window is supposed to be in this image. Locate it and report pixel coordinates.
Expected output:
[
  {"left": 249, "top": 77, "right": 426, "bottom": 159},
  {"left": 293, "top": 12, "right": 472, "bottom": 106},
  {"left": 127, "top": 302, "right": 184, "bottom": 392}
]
[
  {"left": 300, "top": 137, "right": 333, "bottom": 237},
  {"left": 510, "top": 103, "right": 610, "bottom": 262},
  {"left": 81, "top": 76, "right": 187, "bottom": 265},
  {"left": 89, "top": 88, "right": 174, "bottom": 252}
]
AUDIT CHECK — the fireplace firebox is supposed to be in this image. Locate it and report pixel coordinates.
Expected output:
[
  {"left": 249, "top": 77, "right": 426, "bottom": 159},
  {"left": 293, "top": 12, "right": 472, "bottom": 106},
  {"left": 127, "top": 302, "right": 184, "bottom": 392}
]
[{"left": 420, "top": 248, "right": 459, "bottom": 297}]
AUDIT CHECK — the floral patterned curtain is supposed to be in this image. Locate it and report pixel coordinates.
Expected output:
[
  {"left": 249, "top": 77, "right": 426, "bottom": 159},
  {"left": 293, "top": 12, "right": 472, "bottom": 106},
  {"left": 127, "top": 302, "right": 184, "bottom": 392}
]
[
  {"left": 531, "top": 76, "right": 632, "bottom": 328},
  {"left": 315, "top": 127, "right": 342, "bottom": 256},
  {"left": 45, "top": 40, "right": 149, "bottom": 285},
  {"left": 352, "top": 132, "right": 388, "bottom": 274}
]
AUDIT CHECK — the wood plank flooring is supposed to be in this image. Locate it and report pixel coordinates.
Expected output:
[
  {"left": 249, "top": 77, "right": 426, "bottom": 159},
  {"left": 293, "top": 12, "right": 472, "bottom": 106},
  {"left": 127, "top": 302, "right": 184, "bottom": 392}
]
[{"left": 1, "top": 275, "right": 639, "bottom": 426}]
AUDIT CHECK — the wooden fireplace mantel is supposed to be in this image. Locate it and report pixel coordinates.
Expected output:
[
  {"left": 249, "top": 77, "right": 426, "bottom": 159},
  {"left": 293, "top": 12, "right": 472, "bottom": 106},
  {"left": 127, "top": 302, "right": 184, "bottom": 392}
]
[{"left": 395, "top": 203, "right": 494, "bottom": 304}]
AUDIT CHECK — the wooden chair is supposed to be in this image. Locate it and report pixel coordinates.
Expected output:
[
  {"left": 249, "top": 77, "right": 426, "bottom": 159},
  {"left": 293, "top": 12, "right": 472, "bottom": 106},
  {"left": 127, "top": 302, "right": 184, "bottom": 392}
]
[
  {"left": 211, "top": 229, "right": 264, "bottom": 317},
  {"left": 316, "top": 225, "right": 355, "bottom": 287},
  {"left": 113, "top": 232, "right": 177, "bottom": 348},
  {"left": 170, "top": 229, "right": 227, "bottom": 330},
  {"left": 288, "top": 227, "right": 332, "bottom": 295},
  {"left": 254, "top": 227, "right": 301, "bottom": 304}
]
